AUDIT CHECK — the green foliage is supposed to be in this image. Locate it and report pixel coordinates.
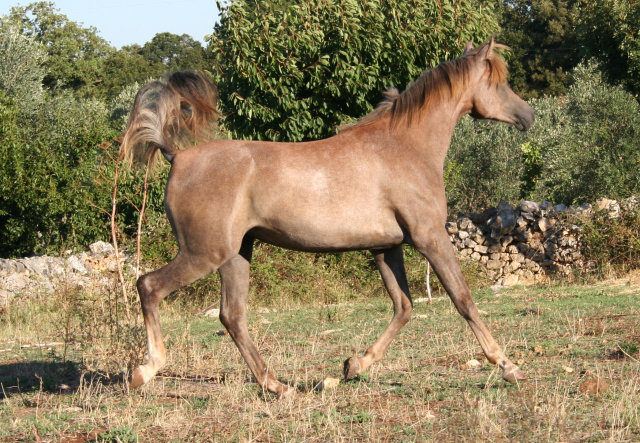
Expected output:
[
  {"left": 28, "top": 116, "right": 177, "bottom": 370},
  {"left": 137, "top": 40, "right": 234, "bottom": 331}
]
[
  {"left": 531, "top": 61, "right": 640, "bottom": 204},
  {"left": 209, "top": 0, "right": 498, "bottom": 141},
  {"left": 0, "top": 18, "right": 47, "bottom": 114},
  {"left": 8, "top": 2, "right": 115, "bottom": 97},
  {"left": 445, "top": 61, "right": 640, "bottom": 214},
  {"left": 577, "top": 206, "right": 640, "bottom": 274},
  {"left": 140, "top": 32, "right": 208, "bottom": 71},
  {"left": 445, "top": 116, "right": 527, "bottom": 214},
  {"left": 0, "top": 92, "right": 119, "bottom": 257},
  {"left": 576, "top": 0, "right": 640, "bottom": 97},
  {"left": 496, "top": 0, "right": 581, "bottom": 99},
  {"left": 97, "top": 427, "right": 139, "bottom": 443}
]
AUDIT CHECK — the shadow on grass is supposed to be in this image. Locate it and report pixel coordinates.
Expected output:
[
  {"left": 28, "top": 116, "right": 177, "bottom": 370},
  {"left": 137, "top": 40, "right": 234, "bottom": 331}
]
[{"left": 0, "top": 359, "right": 124, "bottom": 398}]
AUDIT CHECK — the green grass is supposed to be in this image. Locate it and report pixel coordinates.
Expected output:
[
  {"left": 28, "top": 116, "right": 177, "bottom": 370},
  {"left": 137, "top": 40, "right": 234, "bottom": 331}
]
[{"left": 1, "top": 274, "right": 639, "bottom": 441}]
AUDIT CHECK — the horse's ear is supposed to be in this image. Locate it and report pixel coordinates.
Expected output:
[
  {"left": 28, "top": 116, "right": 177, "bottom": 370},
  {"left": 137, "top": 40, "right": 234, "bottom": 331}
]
[
  {"left": 462, "top": 41, "right": 474, "bottom": 56},
  {"left": 479, "top": 36, "right": 495, "bottom": 59}
]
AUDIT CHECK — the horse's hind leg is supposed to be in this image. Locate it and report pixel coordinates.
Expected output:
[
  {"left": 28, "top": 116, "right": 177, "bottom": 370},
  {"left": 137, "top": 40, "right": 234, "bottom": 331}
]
[
  {"left": 218, "top": 238, "right": 293, "bottom": 398},
  {"left": 131, "top": 253, "right": 213, "bottom": 389},
  {"left": 344, "top": 245, "right": 413, "bottom": 380}
]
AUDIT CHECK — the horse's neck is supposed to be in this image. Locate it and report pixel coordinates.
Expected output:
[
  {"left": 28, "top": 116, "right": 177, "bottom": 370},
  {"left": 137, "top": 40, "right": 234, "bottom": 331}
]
[{"left": 408, "top": 96, "right": 469, "bottom": 167}]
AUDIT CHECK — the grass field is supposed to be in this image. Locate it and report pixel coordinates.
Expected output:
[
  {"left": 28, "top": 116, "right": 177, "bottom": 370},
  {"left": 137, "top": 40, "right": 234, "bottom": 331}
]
[{"left": 1, "top": 272, "right": 639, "bottom": 442}]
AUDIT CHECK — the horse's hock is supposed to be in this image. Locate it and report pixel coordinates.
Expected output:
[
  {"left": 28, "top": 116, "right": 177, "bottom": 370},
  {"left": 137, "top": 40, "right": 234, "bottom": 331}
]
[{"left": 448, "top": 197, "right": 638, "bottom": 286}]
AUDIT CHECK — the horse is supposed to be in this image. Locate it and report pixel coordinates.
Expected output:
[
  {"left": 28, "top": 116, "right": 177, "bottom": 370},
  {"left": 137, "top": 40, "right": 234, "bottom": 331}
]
[{"left": 121, "top": 39, "right": 534, "bottom": 397}]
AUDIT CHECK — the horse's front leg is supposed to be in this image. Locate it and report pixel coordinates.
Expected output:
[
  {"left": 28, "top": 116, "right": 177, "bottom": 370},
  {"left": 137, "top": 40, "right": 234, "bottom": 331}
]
[
  {"left": 218, "top": 240, "right": 294, "bottom": 398},
  {"left": 413, "top": 227, "right": 526, "bottom": 383},
  {"left": 344, "top": 245, "right": 413, "bottom": 380}
]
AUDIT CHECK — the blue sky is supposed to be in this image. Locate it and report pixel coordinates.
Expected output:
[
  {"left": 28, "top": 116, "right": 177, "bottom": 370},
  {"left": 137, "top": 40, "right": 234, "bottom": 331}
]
[{"left": 4, "top": 0, "right": 220, "bottom": 49}]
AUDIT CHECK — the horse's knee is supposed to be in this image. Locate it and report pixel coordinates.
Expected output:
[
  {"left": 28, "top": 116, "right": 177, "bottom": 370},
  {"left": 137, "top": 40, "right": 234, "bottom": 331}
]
[
  {"left": 451, "top": 293, "right": 478, "bottom": 321},
  {"left": 219, "top": 306, "right": 242, "bottom": 330}
]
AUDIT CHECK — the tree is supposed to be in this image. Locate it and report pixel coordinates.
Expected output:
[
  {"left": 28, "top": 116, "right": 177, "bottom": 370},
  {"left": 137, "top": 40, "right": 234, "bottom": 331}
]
[
  {"left": 140, "top": 32, "right": 208, "bottom": 72},
  {"left": 8, "top": 2, "right": 114, "bottom": 96},
  {"left": 496, "top": 0, "right": 582, "bottom": 99},
  {"left": 576, "top": 0, "right": 640, "bottom": 98},
  {"left": 99, "top": 47, "right": 160, "bottom": 101},
  {"left": 0, "top": 18, "right": 47, "bottom": 113},
  {"left": 209, "top": 0, "right": 499, "bottom": 141}
]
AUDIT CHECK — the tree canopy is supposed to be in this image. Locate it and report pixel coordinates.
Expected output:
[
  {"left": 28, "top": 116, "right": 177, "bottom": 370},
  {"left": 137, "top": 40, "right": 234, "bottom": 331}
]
[{"left": 209, "top": 0, "right": 499, "bottom": 141}]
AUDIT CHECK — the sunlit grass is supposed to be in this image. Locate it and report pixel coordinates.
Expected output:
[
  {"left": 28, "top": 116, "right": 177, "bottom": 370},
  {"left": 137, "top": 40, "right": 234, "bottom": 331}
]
[{"left": 1, "top": 275, "right": 639, "bottom": 441}]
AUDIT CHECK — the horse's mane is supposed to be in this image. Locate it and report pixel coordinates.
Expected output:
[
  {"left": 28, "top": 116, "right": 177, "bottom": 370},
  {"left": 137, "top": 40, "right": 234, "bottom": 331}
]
[{"left": 348, "top": 42, "right": 509, "bottom": 129}]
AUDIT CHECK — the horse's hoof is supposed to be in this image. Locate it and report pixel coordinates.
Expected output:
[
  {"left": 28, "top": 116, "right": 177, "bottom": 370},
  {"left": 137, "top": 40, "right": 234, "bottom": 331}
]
[
  {"left": 343, "top": 356, "right": 361, "bottom": 380},
  {"left": 130, "top": 366, "right": 152, "bottom": 389},
  {"left": 502, "top": 364, "right": 527, "bottom": 383},
  {"left": 277, "top": 384, "right": 296, "bottom": 399}
]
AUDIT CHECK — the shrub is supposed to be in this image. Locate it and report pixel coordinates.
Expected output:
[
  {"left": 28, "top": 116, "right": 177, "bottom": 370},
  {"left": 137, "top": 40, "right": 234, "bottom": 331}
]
[
  {"left": 532, "top": 61, "right": 640, "bottom": 205},
  {"left": 578, "top": 204, "right": 640, "bottom": 274}
]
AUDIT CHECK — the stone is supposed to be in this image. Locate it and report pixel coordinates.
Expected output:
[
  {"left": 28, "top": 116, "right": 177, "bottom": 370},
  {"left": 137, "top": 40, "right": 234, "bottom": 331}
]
[
  {"left": 520, "top": 200, "right": 539, "bottom": 213},
  {"left": 510, "top": 253, "right": 526, "bottom": 264},
  {"left": 66, "top": 256, "right": 89, "bottom": 275},
  {"left": 537, "top": 218, "right": 554, "bottom": 232},
  {"left": 89, "top": 241, "right": 115, "bottom": 255},
  {"left": 501, "top": 235, "right": 514, "bottom": 247},
  {"left": 445, "top": 222, "right": 458, "bottom": 235},
  {"left": 486, "top": 260, "right": 504, "bottom": 270},
  {"left": 502, "top": 274, "right": 520, "bottom": 287},
  {"left": 540, "top": 201, "right": 554, "bottom": 211},
  {"left": 458, "top": 217, "right": 473, "bottom": 231},
  {"left": 473, "top": 245, "right": 488, "bottom": 254},
  {"left": 471, "top": 231, "right": 485, "bottom": 245},
  {"left": 464, "top": 238, "right": 478, "bottom": 248}
]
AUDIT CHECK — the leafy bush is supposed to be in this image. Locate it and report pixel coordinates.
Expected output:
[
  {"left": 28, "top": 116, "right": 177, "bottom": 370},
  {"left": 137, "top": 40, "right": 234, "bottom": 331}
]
[
  {"left": 445, "top": 116, "right": 526, "bottom": 215},
  {"left": 0, "top": 18, "right": 47, "bottom": 114},
  {"left": 531, "top": 61, "right": 640, "bottom": 204},
  {"left": 578, "top": 205, "right": 640, "bottom": 274}
]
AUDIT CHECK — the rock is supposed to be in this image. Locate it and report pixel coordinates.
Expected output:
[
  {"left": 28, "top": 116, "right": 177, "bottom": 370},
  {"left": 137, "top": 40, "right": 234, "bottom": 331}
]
[
  {"left": 502, "top": 274, "right": 519, "bottom": 287},
  {"left": 445, "top": 222, "right": 459, "bottom": 235},
  {"left": 315, "top": 377, "right": 340, "bottom": 391},
  {"left": 537, "top": 218, "right": 554, "bottom": 232},
  {"left": 461, "top": 359, "right": 482, "bottom": 370},
  {"left": 66, "top": 255, "right": 89, "bottom": 275},
  {"left": 540, "top": 201, "right": 554, "bottom": 211},
  {"left": 486, "top": 260, "right": 504, "bottom": 270},
  {"left": 520, "top": 200, "right": 539, "bottom": 213},
  {"left": 89, "top": 241, "right": 115, "bottom": 255}
]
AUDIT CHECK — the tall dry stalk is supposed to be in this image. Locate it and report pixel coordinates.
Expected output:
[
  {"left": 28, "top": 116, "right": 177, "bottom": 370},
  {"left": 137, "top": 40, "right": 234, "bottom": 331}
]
[
  {"left": 103, "top": 141, "right": 131, "bottom": 319},
  {"left": 135, "top": 156, "right": 152, "bottom": 280}
]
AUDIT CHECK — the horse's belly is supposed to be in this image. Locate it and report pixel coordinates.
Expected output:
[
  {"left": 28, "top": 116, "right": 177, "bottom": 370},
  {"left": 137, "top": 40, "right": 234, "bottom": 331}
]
[{"left": 248, "top": 214, "right": 404, "bottom": 252}]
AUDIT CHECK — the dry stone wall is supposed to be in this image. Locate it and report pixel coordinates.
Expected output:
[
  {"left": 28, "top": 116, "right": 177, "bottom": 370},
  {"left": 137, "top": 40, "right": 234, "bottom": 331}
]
[
  {"left": 0, "top": 241, "right": 128, "bottom": 304},
  {"left": 448, "top": 198, "right": 636, "bottom": 286}
]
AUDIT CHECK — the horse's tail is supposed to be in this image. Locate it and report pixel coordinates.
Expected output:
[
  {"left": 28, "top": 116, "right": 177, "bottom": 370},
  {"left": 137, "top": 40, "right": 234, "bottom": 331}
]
[{"left": 121, "top": 70, "right": 220, "bottom": 171}]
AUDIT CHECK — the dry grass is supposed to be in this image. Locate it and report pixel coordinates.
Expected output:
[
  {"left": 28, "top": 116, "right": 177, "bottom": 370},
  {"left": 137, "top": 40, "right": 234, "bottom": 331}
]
[{"left": 1, "top": 277, "right": 639, "bottom": 442}]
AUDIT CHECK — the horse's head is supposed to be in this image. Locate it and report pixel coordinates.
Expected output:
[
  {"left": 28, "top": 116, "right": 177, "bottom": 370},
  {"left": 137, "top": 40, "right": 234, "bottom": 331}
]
[{"left": 462, "top": 39, "right": 534, "bottom": 131}]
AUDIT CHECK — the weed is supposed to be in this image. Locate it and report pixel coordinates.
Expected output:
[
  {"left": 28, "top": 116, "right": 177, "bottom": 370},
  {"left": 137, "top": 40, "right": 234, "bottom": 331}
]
[{"left": 97, "top": 426, "right": 138, "bottom": 443}]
